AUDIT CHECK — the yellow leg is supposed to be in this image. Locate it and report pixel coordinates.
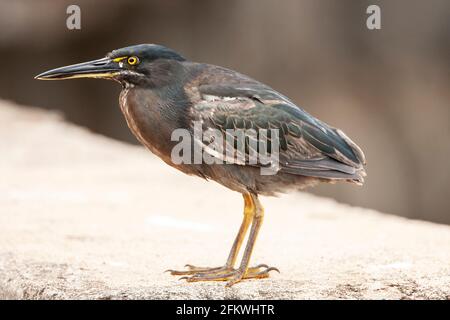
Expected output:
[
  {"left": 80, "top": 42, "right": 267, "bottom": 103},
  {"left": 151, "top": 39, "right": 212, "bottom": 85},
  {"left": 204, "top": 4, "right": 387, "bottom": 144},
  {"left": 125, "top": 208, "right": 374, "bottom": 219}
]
[
  {"left": 225, "top": 193, "right": 254, "bottom": 267},
  {"left": 226, "top": 193, "right": 266, "bottom": 286},
  {"left": 167, "top": 192, "right": 279, "bottom": 286},
  {"left": 167, "top": 193, "right": 253, "bottom": 275}
]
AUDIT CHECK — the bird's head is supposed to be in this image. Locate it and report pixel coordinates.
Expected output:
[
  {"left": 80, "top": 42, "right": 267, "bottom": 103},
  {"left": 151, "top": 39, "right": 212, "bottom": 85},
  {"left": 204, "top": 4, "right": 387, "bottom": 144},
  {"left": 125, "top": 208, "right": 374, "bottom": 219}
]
[{"left": 35, "top": 44, "right": 186, "bottom": 86}]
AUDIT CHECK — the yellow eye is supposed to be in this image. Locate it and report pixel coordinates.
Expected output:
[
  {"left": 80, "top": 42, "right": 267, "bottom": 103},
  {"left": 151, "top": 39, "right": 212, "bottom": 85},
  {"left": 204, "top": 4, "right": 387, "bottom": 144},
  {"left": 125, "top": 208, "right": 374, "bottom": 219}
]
[{"left": 127, "top": 56, "right": 139, "bottom": 65}]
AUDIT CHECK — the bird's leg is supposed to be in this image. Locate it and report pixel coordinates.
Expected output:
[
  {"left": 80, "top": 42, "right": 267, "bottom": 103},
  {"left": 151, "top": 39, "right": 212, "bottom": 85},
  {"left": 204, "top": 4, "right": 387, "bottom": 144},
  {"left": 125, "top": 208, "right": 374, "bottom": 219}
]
[
  {"left": 168, "top": 193, "right": 278, "bottom": 286},
  {"left": 226, "top": 193, "right": 269, "bottom": 286},
  {"left": 224, "top": 192, "right": 255, "bottom": 267},
  {"left": 167, "top": 193, "right": 254, "bottom": 275}
]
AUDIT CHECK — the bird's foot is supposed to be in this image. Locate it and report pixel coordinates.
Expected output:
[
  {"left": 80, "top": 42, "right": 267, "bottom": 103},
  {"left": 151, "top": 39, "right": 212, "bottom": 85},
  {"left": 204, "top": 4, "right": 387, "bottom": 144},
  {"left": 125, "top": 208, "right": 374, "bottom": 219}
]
[
  {"left": 166, "top": 264, "right": 230, "bottom": 276},
  {"left": 166, "top": 264, "right": 279, "bottom": 287}
]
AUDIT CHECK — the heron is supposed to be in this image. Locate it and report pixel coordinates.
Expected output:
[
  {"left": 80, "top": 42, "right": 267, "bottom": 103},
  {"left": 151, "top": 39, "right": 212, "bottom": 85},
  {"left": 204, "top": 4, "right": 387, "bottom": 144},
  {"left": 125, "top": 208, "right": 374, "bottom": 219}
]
[{"left": 36, "top": 44, "right": 366, "bottom": 287}]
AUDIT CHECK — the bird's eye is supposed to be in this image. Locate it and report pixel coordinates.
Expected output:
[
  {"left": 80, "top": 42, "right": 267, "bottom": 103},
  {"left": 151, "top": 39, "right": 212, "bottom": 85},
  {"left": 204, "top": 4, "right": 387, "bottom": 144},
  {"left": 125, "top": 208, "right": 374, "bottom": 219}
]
[{"left": 127, "top": 56, "right": 139, "bottom": 65}]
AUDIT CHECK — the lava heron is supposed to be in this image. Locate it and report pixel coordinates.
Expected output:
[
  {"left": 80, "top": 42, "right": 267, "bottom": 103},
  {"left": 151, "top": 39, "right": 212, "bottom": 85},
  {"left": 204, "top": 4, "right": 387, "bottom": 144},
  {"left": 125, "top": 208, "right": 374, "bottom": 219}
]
[{"left": 36, "top": 44, "right": 366, "bottom": 286}]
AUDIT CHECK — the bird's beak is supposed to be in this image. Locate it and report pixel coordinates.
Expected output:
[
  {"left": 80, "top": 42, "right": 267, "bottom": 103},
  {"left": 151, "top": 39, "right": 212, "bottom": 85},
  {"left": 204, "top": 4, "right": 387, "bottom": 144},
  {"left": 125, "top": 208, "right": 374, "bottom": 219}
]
[{"left": 35, "top": 57, "right": 122, "bottom": 80}]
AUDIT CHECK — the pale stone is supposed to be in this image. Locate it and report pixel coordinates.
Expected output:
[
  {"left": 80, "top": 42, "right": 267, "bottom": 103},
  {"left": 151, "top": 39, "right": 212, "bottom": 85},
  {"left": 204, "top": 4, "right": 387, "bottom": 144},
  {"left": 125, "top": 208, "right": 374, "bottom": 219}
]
[{"left": 0, "top": 100, "right": 449, "bottom": 299}]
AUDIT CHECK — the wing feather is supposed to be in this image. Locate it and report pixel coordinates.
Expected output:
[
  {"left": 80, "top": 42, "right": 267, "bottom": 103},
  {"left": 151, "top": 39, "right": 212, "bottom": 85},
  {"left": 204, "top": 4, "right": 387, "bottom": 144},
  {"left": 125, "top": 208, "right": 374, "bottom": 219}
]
[{"left": 190, "top": 77, "right": 366, "bottom": 183}]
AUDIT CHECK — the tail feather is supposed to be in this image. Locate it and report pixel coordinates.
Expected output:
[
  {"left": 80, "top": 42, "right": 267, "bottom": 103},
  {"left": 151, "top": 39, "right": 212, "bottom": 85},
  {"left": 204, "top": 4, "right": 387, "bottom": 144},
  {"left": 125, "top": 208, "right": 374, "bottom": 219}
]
[{"left": 281, "top": 157, "right": 366, "bottom": 184}]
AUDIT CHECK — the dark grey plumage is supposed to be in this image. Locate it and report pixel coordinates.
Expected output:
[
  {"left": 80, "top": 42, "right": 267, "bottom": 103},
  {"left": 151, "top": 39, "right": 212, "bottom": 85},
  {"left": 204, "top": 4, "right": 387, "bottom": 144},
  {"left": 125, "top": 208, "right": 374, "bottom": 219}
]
[
  {"left": 95, "top": 44, "right": 367, "bottom": 196},
  {"left": 114, "top": 57, "right": 366, "bottom": 196}
]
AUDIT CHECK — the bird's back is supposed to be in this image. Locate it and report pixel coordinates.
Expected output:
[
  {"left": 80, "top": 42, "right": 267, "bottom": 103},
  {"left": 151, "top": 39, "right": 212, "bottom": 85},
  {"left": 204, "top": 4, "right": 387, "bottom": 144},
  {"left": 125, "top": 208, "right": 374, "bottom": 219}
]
[{"left": 179, "top": 62, "right": 366, "bottom": 194}]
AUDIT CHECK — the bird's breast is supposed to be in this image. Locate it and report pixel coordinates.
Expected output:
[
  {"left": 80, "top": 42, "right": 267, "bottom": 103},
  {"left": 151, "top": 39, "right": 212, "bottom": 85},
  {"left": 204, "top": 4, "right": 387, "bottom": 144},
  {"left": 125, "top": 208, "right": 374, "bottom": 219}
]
[{"left": 118, "top": 87, "right": 190, "bottom": 168}]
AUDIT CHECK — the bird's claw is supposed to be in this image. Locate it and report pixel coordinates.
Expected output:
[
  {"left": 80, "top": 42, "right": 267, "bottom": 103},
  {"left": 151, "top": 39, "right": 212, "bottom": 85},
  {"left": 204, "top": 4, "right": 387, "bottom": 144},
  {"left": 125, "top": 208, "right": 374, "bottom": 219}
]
[
  {"left": 167, "top": 263, "right": 279, "bottom": 286},
  {"left": 166, "top": 264, "right": 229, "bottom": 275}
]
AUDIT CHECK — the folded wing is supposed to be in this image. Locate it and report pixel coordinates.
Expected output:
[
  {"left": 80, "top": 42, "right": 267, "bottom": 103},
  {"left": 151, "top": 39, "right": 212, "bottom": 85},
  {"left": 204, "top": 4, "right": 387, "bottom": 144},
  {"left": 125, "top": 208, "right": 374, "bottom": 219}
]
[{"left": 190, "top": 75, "right": 366, "bottom": 184}]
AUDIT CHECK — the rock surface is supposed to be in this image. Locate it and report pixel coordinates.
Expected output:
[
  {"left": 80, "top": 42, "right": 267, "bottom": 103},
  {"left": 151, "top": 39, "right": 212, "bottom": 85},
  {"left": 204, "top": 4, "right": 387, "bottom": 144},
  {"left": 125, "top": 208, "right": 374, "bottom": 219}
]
[{"left": 0, "top": 100, "right": 449, "bottom": 299}]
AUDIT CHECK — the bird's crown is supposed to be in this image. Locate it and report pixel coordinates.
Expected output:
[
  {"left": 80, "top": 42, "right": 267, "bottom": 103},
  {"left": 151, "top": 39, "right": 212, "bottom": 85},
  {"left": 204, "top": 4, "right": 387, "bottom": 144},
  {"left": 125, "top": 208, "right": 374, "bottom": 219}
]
[{"left": 108, "top": 44, "right": 186, "bottom": 63}]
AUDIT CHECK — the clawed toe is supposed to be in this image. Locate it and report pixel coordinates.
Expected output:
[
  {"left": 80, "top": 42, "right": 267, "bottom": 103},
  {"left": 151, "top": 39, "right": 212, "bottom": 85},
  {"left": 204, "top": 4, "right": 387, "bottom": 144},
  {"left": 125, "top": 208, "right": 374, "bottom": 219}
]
[
  {"left": 167, "top": 263, "right": 279, "bottom": 286},
  {"left": 166, "top": 264, "right": 230, "bottom": 276}
]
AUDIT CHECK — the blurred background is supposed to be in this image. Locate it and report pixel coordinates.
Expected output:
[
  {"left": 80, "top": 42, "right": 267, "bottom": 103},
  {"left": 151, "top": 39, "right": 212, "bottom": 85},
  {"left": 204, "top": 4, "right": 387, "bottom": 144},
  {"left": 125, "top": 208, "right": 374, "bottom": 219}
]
[{"left": 0, "top": 0, "right": 449, "bottom": 224}]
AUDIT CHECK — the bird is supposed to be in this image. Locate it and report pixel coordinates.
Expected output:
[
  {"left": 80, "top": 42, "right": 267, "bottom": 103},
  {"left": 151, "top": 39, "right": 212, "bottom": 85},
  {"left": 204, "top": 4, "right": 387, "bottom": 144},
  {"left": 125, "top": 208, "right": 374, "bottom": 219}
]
[{"left": 35, "top": 44, "right": 366, "bottom": 287}]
